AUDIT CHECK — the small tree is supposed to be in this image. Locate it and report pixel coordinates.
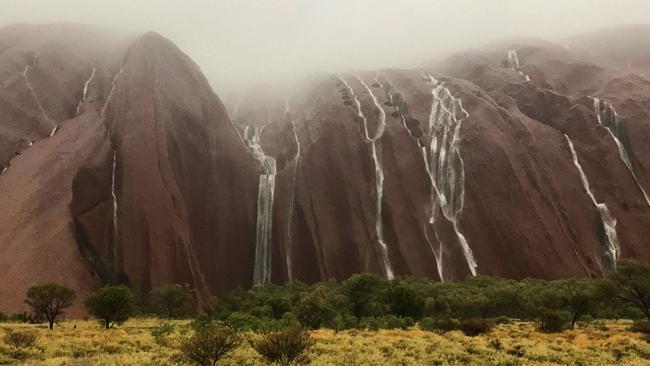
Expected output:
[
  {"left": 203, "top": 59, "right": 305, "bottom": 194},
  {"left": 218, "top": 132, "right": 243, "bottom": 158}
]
[
  {"left": 383, "top": 283, "right": 425, "bottom": 319},
  {"left": 538, "top": 308, "right": 568, "bottom": 333},
  {"left": 25, "top": 283, "right": 76, "bottom": 329},
  {"left": 181, "top": 323, "right": 242, "bottom": 366},
  {"left": 150, "top": 284, "right": 194, "bottom": 319},
  {"left": 341, "top": 273, "right": 383, "bottom": 318},
  {"left": 295, "top": 292, "right": 334, "bottom": 329},
  {"left": 250, "top": 327, "right": 314, "bottom": 366},
  {"left": 600, "top": 260, "right": 650, "bottom": 320},
  {"left": 560, "top": 279, "right": 597, "bottom": 328},
  {"left": 84, "top": 286, "right": 135, "bottom": 328}
]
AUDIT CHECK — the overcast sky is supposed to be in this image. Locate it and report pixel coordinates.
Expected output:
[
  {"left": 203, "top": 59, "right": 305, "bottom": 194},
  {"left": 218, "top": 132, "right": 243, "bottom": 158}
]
[{"left": 1, "top": 0, "right": 649, "bottom": 92}]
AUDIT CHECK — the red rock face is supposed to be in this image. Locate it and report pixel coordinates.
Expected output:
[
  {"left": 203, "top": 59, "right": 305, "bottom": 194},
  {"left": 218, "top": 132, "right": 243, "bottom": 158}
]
[
  {"left": 2, "top": 24, "right": 650, "bottom": 315},
  {"left": 0, "top": 25, "right": 260, "bottom": 313},
  {"left": 238, "top": 30, "right": 650, "bottom": 284}
]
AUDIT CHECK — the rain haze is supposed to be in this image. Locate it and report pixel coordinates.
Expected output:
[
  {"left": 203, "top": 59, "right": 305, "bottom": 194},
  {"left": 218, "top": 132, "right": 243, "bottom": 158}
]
[{"left": 1, "top": 0, "right": 650, "bottom": 93}]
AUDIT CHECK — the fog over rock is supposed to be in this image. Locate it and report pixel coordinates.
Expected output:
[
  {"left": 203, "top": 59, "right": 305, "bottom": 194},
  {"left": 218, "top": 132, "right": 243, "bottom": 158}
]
[{"left": 1, "top": 2, "right": 650, "bottom": 313}]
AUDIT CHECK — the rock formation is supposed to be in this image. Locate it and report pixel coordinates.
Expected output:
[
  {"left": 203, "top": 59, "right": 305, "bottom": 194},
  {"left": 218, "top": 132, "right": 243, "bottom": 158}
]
[{"left": 1, "top": 23, "right": 650, "bottom": 314}]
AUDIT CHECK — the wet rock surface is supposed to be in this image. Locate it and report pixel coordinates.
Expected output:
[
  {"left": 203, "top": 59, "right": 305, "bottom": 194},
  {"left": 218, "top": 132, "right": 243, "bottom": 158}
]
[{"left": 1, "top": 24, "right": 650, "bottom": 313}]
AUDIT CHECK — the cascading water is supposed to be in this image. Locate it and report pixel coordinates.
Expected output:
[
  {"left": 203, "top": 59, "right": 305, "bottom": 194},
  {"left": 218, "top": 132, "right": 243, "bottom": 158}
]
[
  {"left": 338, "top": 75, "right": 394, "bottom": 279},
  {"left": 1, "top": 60, "right": 62, "bottom": 176},
  {"left": 423, "top": 74, "right": 478, "bottom": 276},
  {"left": 284, "top": 98, "right": 300, "bottom": 281},
  {"left": 99, "top": 67, "right": 124, "bottom": 270},
  {"left": 100, "top": 67, "right": 124, "bottom": 120},
  {"left": 75, "top": 67, "right": 96, "bottom": 116},
  {"left": 565, "top": 135, "right": 620, "bottom": 268},
  {"left": 375, "top": 72, "right": 446, "bottom": 280},
  {"left": 111, "top": 150, "right": 119, "bottom": 269},
  {"left": 592, "top": 97, "right": 650, "bottom": 207},
  {"left": 245, "top": 125, "right": 277, "bottom": 286},
  {"left": 507, "top": 50, "right": 520, "bottom": 69},
  {"left": 22, "top": 60, "right": 58, "bottom": 136},
  {"left": 355, "top": 75, "right": 393, "bottom": 280},
  {"left": 507, "top": 50, "right": 531, "bottom": 82}
]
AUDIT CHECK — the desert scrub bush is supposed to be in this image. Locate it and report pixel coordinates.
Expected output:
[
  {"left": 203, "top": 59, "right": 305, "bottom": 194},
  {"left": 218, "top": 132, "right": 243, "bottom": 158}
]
[
  {"left": 488, "top": 337, "right": 503, "bottom": 350},
  {"left": 191, "top": 312, "right": 213, "bottom": 333},
  {"left": 630, "top": 320, "right": 650, "bottom": 335},
  {"left": 419, "top": 317, "right": 460, "bottom": 333},
  {"left": 0, "top": 312, "right": 6, "bottom": 322},
  {"left": 3, "top": 329, "right": 38, "bottom": 349},
  {"left": 2, "top": 329, "right": 38, "bottom": 360},
  {"left": 181, "top": 323, "right": 242, "bottom": 366},
  {"left": 493, "top": 316, "right": 511, "bottom": 324},
  {"left": 151, "top": 321, "right": 176, "bottom": 347},
  {"left": 459, "top": 318, "right": 494, "bottom": 336},
  {"left": 250, "top": 327, "right": 314, "bottom": 366},
  {"left": 538, "top": 309, "right": 567, "bottom": 333}
]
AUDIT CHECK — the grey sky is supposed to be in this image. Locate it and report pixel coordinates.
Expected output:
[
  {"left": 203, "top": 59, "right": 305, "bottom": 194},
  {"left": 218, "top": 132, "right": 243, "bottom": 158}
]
[{"left": 1, "top": 0, "right": 649, "bottom": 92}]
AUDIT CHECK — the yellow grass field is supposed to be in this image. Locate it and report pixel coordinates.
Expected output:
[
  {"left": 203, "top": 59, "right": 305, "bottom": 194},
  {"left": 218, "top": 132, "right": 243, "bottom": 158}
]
[{"left": 0, "top": 319, "right": 649, "bottom": 365}]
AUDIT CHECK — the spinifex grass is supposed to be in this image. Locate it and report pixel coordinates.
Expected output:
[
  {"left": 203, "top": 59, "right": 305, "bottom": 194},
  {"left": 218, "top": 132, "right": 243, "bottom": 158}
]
[{"left": 0, "top": 319, "right": 648, "bottom": 365}]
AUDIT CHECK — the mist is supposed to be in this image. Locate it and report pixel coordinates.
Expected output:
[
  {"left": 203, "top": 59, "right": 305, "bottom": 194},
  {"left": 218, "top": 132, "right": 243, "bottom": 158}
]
[{"left": 3, "top": 0, "right": 650, "bottom": 93}]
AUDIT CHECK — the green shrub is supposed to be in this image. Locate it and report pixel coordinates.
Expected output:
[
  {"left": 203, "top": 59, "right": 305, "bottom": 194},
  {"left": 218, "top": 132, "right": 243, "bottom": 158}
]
[
  {"left": 224, "top": 311, "right": 261, "bottom": 331},
  {"left": 190, "top": 312, "right": 213, "bottom": 333},
  {"left": 9, "top": 312, "right": 42, "bottom": 324},
  {"left": 358, "top": 317, "right": 382, "bottom": 331},
  {"left": 326, "top": 313, "right": 357, "bottom": 331},
  {"left": 150, "top": 321, "right": 175, "bottom": 346},
  {"left": 181, "top": 324, "right": 242, "bottom": 366},
  {"left": 630, "top": 320, "right": 650, "bottom": 335},
  {"left": 379, "top": 315, "right": 405, "bottom": 329},
  {"left": 418, "top": 317, "right": 435, "bottom": 331},
  {"left": 538, "top": 309, "right": 567, "bottom": 333},
  {"left": 149, "top": 284, "right": 194, "bottom": 319},
  {"left": 295, "top": 293, "right": 334, "bottom": 329},
  {"left": 250, "top": 327, "right": 314, "bottom": 366},
  {"left": 0, "top": 311, "right": 6, "bottom": 322},
  {"left": 383, "top": 284, "right": 425, "bottom": 320},
  {"left": 279, "top": 312, "right": 301, "bottom": 327},
  {"left": 419, "top": 317, "right": 460, "bottom": 333},
  {"left": 459, "top": 318, "right": 494, "bottom": 336}
]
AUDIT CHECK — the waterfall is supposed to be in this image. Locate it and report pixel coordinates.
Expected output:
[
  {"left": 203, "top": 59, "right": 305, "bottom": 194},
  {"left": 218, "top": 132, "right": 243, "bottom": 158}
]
[
  {"left": 100, "top": 67, "right": 124, "bottom": 120},
  {"left": 423, "top": 75, "right": 478, "bottom": 276},
  {"left": 507, "top": 50, "right": 531, "bottom": 82},
  {"left": 565, "top": 135, "right": 619, "bottom": 268},
  {"left": 22, "top": 61, "right": 58, "bottom": 135},
  {"left": 245, "top": 125, "right": 277, "bottom": 286},
  {"left": 375, "top": 72, "right": 447, "bottom": 280},
  {"left": 111, "top": 150, "right": 119, "bottom": 269},
  {"left": 284, "top": 99, "right": 300, "bottom": 281},
  {"left": 507, "top": 50, "right": 520, "bottom": 69},
  {"left": 75, "top": 67, "right": 96, "bottom": 116},
  {"left": 592, "top": 98, "right": 650, "bottom": 207},
  {"left": 338, "top": 75, "right": 394, "bottom": 279}
]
